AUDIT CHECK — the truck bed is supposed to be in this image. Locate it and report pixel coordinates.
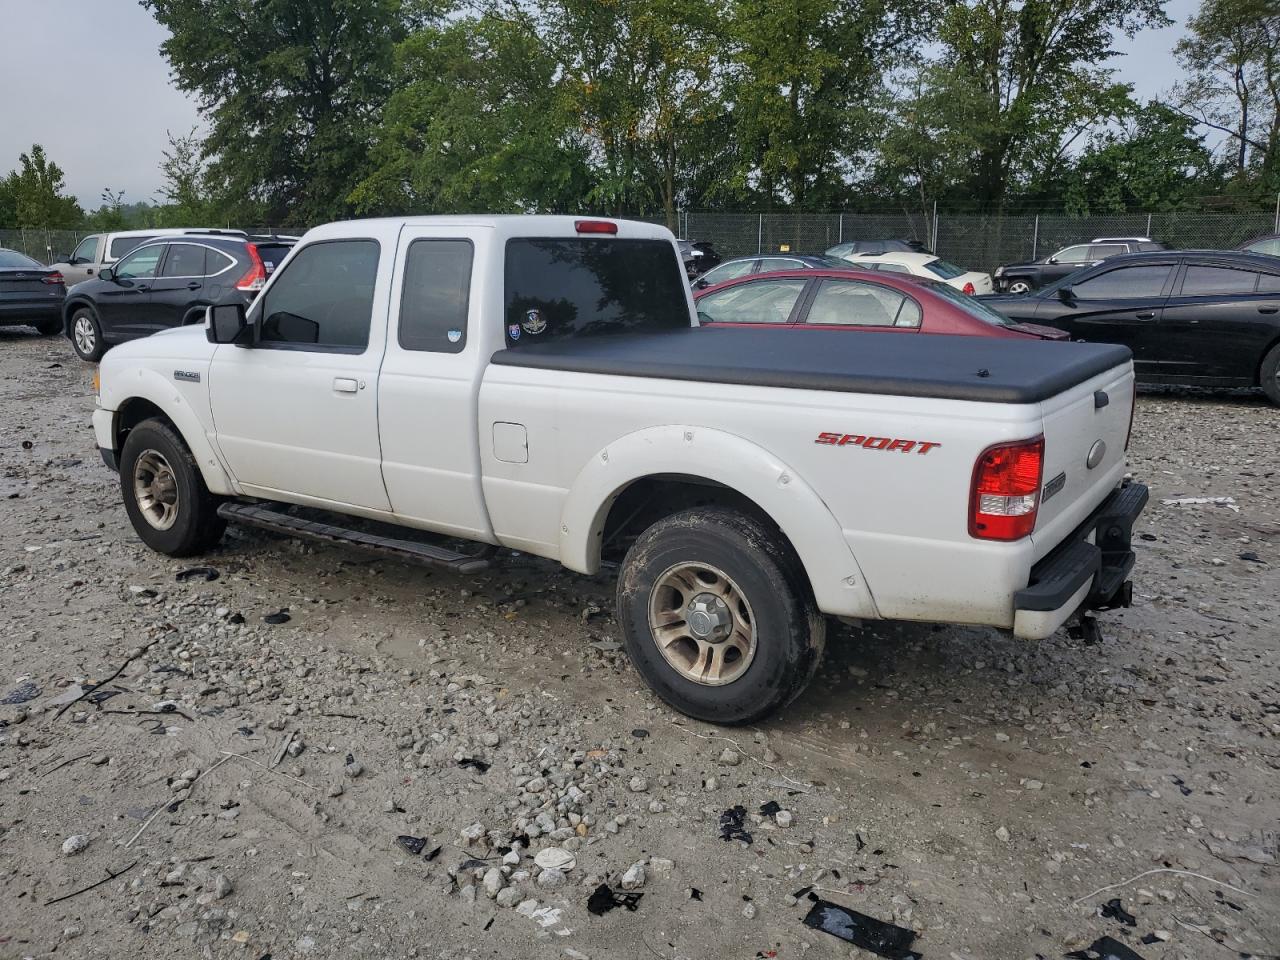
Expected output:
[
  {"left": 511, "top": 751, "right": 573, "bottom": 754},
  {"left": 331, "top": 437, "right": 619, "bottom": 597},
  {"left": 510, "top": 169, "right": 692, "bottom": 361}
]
[{"left": 490, "top": 327, "right": 1131, "bottom": 404}]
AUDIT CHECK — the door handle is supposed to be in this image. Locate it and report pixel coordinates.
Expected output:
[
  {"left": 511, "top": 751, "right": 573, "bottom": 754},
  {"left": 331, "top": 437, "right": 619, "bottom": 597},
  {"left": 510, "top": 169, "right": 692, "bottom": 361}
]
[
  {"left": 86, "top": 268, "right": 94, "bottom": 275},
  {"left": 1135, "top": 311, "right": 1156, "bottom": 320},
  {"left": 186, "top": 282, "right": 201, "bottom": 291},
  {"left": 1260, "top": 306, "right": 1279, "bottom": 315},
  {"left": 333, "top": 377, "right": 359, "bottom": 393}
]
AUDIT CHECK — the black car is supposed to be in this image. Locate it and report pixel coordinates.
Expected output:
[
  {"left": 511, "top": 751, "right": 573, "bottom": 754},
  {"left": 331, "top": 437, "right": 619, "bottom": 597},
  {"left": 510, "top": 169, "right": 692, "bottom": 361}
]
[
  {"left": 63, "top": 233, "right": 295, "bottom": 361},
  {"left": 692, "top": 253, "right": 854, "bottom": 289},
  {"left": 677, "top": 239, "right": 723, "bottom": 279},
  {"left": 994, "top": 237, "right": 1167, "bottom": 294},
  {"left": 0, "top": 248, "right": 65, "bottom": 335},
  {"left": 825, "top": 239, "right": 931, "bottom": 257},
  {"left": 981, "top": 250, "right": 1280, "bottom": 403}
]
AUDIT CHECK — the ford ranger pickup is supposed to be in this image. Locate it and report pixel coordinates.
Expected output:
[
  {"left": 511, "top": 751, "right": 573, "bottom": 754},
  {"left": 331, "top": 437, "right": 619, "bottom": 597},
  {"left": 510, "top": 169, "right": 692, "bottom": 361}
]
[{"left": 91, "top": 216, "right": 1148, "bottom": 724}]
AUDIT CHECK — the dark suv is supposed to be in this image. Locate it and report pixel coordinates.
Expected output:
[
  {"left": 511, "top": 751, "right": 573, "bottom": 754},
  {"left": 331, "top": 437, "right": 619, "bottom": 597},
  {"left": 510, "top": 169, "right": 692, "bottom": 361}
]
[
  {"left": 994, "top": 237, "right": 1167, "bottom": 294},
  {"left": 63, "top": 234, "right": 295, "bottom": 361}
]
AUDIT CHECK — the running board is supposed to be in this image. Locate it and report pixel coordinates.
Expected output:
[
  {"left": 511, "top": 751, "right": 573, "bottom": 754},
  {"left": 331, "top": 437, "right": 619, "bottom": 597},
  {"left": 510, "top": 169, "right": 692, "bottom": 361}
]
[{"left": 217, "top": 502, "right": 493, "bottom": 574}]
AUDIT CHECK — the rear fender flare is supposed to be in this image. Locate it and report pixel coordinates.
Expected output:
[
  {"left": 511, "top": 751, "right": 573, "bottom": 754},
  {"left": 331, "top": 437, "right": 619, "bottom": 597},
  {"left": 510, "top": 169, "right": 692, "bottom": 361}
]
[{"left": 559, "top": 425, "right": 879, "bottom": 618}]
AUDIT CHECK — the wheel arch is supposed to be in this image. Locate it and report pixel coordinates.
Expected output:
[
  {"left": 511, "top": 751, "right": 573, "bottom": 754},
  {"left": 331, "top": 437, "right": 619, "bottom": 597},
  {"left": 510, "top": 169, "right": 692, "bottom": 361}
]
[
  {"left": 62, "top": 296, "right": 97, "bottom": 336},
  {"left": 558, "top": 425, "right": 879, "bottom": 619},
  {"left": 1254, "top": 331, "right": 1280, "bottom": 388}
]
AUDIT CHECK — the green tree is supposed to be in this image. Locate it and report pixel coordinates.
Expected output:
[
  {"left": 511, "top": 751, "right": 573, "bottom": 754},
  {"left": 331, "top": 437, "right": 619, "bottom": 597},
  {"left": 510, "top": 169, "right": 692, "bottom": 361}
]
[
  {"left": 143, "top": 0, "right": 406, "bottom": 224},
  {"left": 1171, "top": 0, "right": 1280, "bottom": 187},
  {"left": 882, "top": 0, "right": 1168, "bottom": 213},
  {"left": 1060, "top": 102, "right": 1218, "bottom": 213},
  {"left": 88, "top": 188, "right": 129, "bottom": 230},
  {"left": 6, "top": 145, "right": 84, "bottom": 227}
]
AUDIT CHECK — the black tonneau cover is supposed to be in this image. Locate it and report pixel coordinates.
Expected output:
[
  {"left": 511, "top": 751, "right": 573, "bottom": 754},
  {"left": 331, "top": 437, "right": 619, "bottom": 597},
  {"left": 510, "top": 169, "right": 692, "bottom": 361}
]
[{"left": 490, "top": 327, "right": 1131, "bottom": 404}]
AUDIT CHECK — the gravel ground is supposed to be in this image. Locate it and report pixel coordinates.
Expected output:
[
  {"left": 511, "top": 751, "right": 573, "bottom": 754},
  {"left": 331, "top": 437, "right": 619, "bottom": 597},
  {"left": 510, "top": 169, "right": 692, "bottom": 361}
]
[{"left": 1, "top": 326, "right": 1277, "bottom": 960}]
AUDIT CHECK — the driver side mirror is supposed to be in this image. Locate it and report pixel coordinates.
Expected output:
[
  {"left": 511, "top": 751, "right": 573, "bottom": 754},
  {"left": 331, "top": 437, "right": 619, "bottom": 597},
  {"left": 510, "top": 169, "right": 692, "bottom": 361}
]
[
  {"left": 694, "top": 278, "right": 709, "bottom": 289},
  {"left": 207, "top": 303, "right": 249, "bottom": 345},
  {"left": 99, "top": 267, "right": 115, "bottom": 281},
  {"left": 1047, "top": 257, "right": 1059, "bottom": 264},
  {"left": 1057, "top": 285, "right": 1075, "bottom": 303}
]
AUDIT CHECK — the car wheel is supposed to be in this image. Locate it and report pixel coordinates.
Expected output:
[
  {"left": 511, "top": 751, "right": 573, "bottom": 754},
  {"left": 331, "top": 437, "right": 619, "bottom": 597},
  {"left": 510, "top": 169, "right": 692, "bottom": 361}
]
[
  {"left": 616, "top": 506, "right": 826, "bottom": 724},
  {"left": 34, "top": 316, "right": 61, "bottom": 336},
  {"left": 1260, "top": 343, "right": 1280, "bottom": 406},
  {"left": 1007, "top": 279, "right": 1032, "bottom": 295},
  {"left": 119, "top": 418, "right": 226, "bottom": 556},
  {"left": 70, "top": 307, "right": 105, "bottom": 362}
]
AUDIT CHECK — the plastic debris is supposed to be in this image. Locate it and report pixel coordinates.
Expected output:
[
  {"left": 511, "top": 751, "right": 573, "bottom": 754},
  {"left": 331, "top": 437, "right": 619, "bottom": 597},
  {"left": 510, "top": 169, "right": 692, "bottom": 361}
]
[
  {"left": 1, "top": 680, "right": 41, "bottom": 705},
  {"left": 1064, "top": 935, "right": 1147, "bottom": 960},
  {"left": 396, "top": 835, "right": 427, "bottom": 855},
  {"left": 263, "top": 610, "right": 291, "bottom": 624},
  {"left": 1100, "top": 898, "right": 1137, "bottom": 926},
  {"left": 423, "top": 845, "right": 442, "bottom": 861},
  {"left": 458, "top": 757, "right": 491, "bottom": 774},
  {"left": 801, "top": 898, "right": 921, "bottom": 959},
  {"left": 759, "top": 800, "right": 782, "bottom": 817},
  {"left": 631, "top": 728, "right": 649, "bottom": 738},
  {"left": 533, "top": 847, "right": 576, "bottom": 872},
  {"left": 1160, "top": 496, "right": 1239, "bottom": 512},
  {"left": 719, "top": 805, "right": 753, "bottom": 844},
  {"left": 175, "top": 566, "right": 220, "bottom": 582},
  {"left": 586, "top": 883, "right": 643, "bottom": 916}
]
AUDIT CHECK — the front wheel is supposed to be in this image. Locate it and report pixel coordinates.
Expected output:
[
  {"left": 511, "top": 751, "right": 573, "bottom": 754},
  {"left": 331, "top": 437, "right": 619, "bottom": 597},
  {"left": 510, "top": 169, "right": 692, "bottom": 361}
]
[
  {"left": 69, "top": 307, "right": 105, "bottom": 362},
  {"left": 119, "top": 418, "right": 226, "bottom": 556},
  {"left": 617, "top": 506, "right": 825, "bottom": 724},
  {"left": 1261, "top": 343, "right": 1280, "bottom": 406},
  {"left": 1006, "top": 279, "right": 1032, "bottom": 295}
]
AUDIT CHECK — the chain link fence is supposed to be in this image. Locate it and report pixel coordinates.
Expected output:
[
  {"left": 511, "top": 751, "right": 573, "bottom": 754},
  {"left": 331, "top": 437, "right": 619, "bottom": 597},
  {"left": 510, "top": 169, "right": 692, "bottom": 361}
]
[{"left": 5, "top": 210, "right": 1279, "bottom": 271}]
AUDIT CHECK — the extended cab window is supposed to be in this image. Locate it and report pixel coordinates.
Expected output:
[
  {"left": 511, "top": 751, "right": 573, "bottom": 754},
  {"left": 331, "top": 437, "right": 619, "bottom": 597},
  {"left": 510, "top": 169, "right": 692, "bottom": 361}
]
[
  {"left": 399, "top": 239, "right": 473, "bottom": 353},
  {"left": 259, "top": 240, "right": 379, "bottom": 351},
  {"left": 504, "top": 238, "right": 689, "bottom": 343},
  {"left": 110, "top": 235, "right": 154, "bottom": 259},
  {"left": 113, "top": 244, "right": 164, "bottom": 279}
]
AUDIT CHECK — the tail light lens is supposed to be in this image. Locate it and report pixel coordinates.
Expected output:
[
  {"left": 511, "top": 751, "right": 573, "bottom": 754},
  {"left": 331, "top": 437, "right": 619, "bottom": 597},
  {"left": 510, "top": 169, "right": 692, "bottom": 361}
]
[
  {"left": 962, "top": 281, "right": 975, "bottom": 295},
  {"left": 42, "top": 271, "right": 64, "bottom": 285},
  {"left": 969, "top": 437, "right": 1045, "bottom": 541},
  {"left": 235, "top": 243, "right": 267, "bottom": 293}
]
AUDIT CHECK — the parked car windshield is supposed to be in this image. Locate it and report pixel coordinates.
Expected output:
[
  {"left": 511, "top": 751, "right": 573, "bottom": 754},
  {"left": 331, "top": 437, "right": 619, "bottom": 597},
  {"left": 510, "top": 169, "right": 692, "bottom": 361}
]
[
  {"left": 923, "top": 258, "right": 966, "bottom": 279},
  {"left": 504, "top": 238, "right": 690, "bottom": 343},
  {"left": 0, "top": 250, "right": 43, "bottom": 268}
]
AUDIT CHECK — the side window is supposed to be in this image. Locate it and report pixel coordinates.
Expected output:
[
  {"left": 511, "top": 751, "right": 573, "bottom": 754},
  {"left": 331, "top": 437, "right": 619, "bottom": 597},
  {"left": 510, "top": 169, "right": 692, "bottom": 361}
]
[
  {"left": 696, "top": 279, "right": 807, "bottom": 324},
  {"left": 259, "top": 240, "right": 379, "bottom": 351},
  {"left": 110, "top": 235, "right": 154, "bottom": 259},
  {"left": 205, "top": 249, "right": 235, "bottom": 276},
  {"left": 878, "top": 262, "right": 912, "bottom": 274},
  {"left": 1258, "top": 273, "right": 1280, "bottom": 292},
  {"left": 757, "top": 257, "right": 804, "bottom": 272},
  {"left": 806, "top": 279, "right": 912, "bottom": 327},
  {"left": 113, "top": 244, "right": 164, "bottom": 280},
  {"left": 1181, "top": 265, "right": 1259, "bottom": 296},
  {"left": 71, "top": 235, "right": 100, "bottom": 264},
  {"left": 399, "top": 239, "right": 473, "bottom": 353},
  {"left": 857, "top": 241, "right": 886, "bottom": 255},
  {"left": 701, "top": 260, "right": 755, "bottom": 285},
  {"left": 1087, "top": 244, "right": 1125, "bottom": 260},
  {"left": 1054, "top": 245, "right": 1088, "bottom": 263},
  {"left": 159, "top": 244, "right": 207, "bottom": 278},
  {"left": 1249, "top": 237, "right": 1280, "bottom": 256},
  {"left": 1071, "top": 264, "right": 1174, "bottom": 299}
]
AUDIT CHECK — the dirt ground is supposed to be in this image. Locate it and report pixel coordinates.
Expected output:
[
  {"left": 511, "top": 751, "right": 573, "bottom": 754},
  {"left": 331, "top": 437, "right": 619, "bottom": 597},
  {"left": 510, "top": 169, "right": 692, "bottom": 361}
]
[{"left": 1, "top": 326, "right": 1277, "bottom": 960}]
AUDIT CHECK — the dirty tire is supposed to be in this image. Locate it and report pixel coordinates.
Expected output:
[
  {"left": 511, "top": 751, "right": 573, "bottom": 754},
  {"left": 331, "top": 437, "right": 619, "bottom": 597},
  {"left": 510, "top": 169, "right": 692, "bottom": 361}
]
[
  {"left": 119, "top": 418, "right": 226, "bottom": 556},
  {"left": 34, "top": 316, "right": 61, "bottom": 336},
  {"left": 617, "top": 506, "right": 825, "bottom": 724},
  {"left": 69, "top": 306, "right": 105, "bottom": 362},
  {"left": 1260, "top": 343, "right": 1280, "bottom": 406}
]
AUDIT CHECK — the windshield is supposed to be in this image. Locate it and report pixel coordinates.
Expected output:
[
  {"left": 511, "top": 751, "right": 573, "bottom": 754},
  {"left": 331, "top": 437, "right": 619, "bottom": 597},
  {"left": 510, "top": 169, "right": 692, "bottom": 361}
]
[
  {"left": 0, "top": 250, "right": 43, "bottom": 269},
  {"left": 923, "top": 258, "right": 966, "bottom": 279},
  {"left": 921, "top": 279, "right": 1017, "bottom": 327},
  {"left": 504, "top": 238, "right": 690, "bottom": 344}
]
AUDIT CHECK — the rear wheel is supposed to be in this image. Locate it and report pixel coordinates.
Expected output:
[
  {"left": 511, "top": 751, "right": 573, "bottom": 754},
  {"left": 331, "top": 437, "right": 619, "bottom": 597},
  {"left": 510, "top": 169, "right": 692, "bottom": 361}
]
[
  {"left": 1006, "top": 279, "right": 1032, "bottom": 295},
  {"left": 617, "top": 506, "right": 825, "bottom": 724},
  {"left": 1261, "top": 343, "right": 1280, "bottom": 406},
  {"left": 70, "top": 307, "right": 104, "bottom": 362},
  {"left": 119, "top": 418, "right": 226, "bottom": 556}
]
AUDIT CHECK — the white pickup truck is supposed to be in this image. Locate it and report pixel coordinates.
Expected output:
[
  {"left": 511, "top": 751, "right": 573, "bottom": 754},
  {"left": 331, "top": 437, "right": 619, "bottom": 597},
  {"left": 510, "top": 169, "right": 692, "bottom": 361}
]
[{"left": 92, "top": 216, "right": 1147, "bottom": 723}]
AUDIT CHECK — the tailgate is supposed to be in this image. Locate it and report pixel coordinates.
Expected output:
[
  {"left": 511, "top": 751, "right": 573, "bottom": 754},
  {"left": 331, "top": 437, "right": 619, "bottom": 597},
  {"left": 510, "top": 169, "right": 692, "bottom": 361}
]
[{"left": 1031, "top": 363, "right": 1133, "bottom": 561}]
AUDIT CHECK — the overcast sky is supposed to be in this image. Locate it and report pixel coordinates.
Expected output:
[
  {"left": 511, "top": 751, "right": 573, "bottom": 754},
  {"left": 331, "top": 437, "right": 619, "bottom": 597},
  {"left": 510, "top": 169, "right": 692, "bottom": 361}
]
[{"left": 0, "top": 0, "right": 1203, "bottom": 211}]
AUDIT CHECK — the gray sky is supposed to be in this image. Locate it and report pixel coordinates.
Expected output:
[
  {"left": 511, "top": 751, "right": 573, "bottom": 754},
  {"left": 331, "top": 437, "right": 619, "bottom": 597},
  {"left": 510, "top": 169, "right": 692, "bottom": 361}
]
[{"left": 0, "top": 0, "right": 1205, "bottom": 211}]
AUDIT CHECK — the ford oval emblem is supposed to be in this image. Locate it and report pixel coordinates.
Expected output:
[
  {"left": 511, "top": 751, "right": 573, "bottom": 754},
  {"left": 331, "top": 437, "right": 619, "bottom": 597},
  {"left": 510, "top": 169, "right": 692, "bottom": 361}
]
[{"left": 1086, "top": 439, "right": 1106, "bottom": 469}]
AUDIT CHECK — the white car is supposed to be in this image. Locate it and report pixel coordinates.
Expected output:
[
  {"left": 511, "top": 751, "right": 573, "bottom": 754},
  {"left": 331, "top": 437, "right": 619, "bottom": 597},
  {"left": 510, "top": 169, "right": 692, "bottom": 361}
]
[
  {"left": 50, "top": 228, "right": 247, "bottom": 286},
  {"left": 833, "top": 251, "right": 994, "bottom": 295},
  {"left": 92, "top": 216, "right": 1146, "bottom": 723}
]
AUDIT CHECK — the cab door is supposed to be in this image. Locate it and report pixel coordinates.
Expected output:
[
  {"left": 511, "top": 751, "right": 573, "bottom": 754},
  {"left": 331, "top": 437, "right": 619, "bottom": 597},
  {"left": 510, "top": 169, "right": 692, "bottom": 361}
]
[
  {"left": 96, "top": 243, "right": 164, "bottom": 339},
  {"left": 376, "top": 224, "right": 493, "bottom": 540},
  {"left": 209, "top": 238, "right": 392, "bottom": 510}
]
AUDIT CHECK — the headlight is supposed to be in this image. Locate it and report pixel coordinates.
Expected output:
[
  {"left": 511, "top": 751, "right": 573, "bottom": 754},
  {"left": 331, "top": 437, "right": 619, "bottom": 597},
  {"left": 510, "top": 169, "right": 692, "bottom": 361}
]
[{"left": 994, "top": 266, "right": 1004, "bottom": 277}]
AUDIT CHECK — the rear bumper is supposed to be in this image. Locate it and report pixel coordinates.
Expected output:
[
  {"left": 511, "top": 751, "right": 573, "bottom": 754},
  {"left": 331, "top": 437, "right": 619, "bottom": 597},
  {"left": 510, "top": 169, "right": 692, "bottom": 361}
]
[
  {"left": 1012, "top": 480, "right": 1148, "bottom": 639},
  {"left": 0, "top": 299, "right": 63, "bottom": 321}
]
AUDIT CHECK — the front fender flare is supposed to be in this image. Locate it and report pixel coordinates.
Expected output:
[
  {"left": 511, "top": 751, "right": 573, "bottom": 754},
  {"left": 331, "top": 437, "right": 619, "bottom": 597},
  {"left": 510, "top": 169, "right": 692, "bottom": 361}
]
[
  {"left": 104, "top": 368, "right": 236, "bottom": 496},
  {"left": 558, "top": 425, "right": 879, "bottom": 619}
]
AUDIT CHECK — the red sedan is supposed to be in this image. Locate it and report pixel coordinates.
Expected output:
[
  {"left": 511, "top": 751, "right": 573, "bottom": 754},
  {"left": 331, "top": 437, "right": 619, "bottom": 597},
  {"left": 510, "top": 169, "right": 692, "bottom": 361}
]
[{"left": 694, "top": 268, "right": 1066, "bottom": 339}]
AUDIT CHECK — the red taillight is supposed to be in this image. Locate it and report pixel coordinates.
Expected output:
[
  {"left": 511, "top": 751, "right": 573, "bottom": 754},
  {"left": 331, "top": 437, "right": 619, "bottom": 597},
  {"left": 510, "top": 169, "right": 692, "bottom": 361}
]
[
  {"left": 42, "top": 271, "right": 64, "bottom": 285},
  {"left": 962, "top": 281, "right": 975, "bottom": 295},
  {"left": 235, "top": 243, "right": 267, "bottom": 293},
  {"left": 1125, "top": 378, "right": 1136, "bottom": 450},
  {"left": 969, "top": 437, "right": 1045, "bottom": 541},
  {"left": 574, "top": 219, "right": 618, "bottom": 235}
]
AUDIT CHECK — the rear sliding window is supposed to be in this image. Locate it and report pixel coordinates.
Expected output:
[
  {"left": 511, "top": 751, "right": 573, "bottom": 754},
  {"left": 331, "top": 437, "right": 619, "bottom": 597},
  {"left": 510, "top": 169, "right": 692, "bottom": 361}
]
[{"left": 504, "top": 238, "right": 689, "bottom": 344}]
